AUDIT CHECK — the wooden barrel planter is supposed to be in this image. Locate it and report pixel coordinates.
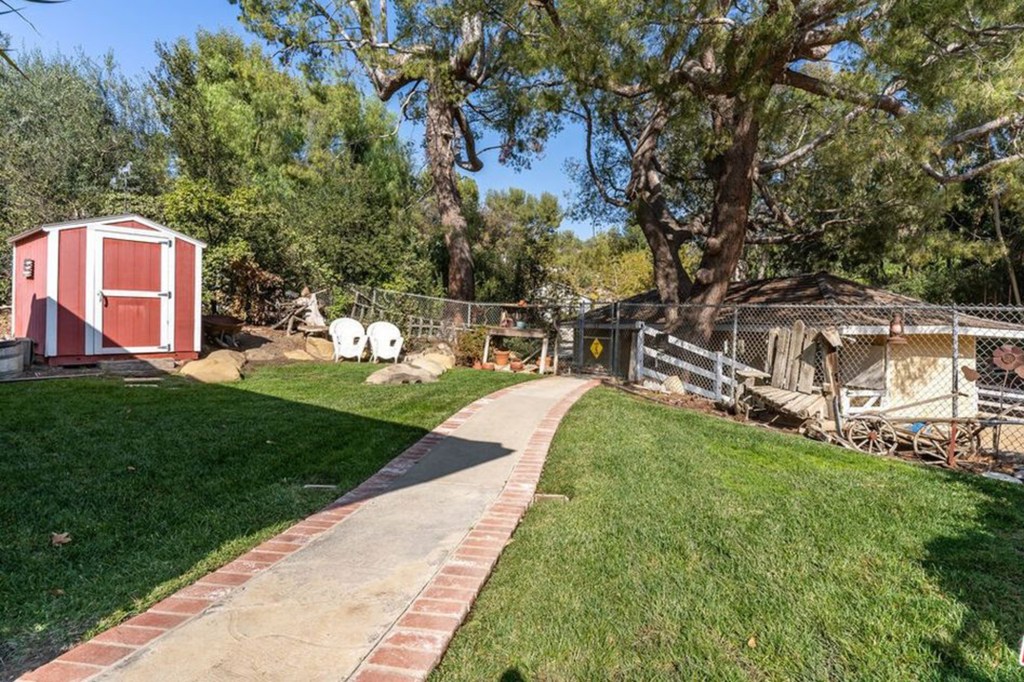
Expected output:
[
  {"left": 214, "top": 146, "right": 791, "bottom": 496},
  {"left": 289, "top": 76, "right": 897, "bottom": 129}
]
[{"left": 0, "top": 339, "right": 33, "bottom": 378}]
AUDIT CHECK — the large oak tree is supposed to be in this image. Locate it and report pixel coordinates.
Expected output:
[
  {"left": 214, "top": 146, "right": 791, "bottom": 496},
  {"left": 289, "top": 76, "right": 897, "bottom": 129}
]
[{"left": 537, "top": 0, "right": 1024, "bottom": 336}]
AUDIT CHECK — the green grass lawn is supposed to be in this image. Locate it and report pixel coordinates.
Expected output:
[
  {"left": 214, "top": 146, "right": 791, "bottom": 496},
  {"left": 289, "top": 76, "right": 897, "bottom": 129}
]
[
  {"left": 434, "top": 388, "right": 1024, "bottom": 682},
  {"left": 0, "top": 363, "right": 531, "bottom": 679}
]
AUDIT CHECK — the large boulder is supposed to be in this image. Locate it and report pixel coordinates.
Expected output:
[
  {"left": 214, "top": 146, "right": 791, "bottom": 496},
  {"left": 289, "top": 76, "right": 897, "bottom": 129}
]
[
  {"left": 365, "top": 363, "right": 438, "bottom": 385},
  {"left": 305, "top": 337, "right": 335, "bottom": 362},
  {"left": 180, "top": 356, "right": 242, "bottom": 383},
  {"left": 206, "top": 349, "right": 246, "bottom": 370},
  {"left": 406, "top": 342, "right": 456, "bottom": 369},
  {"left": 409, "top": 357, "right": 446, "bottom": 377},
  {"left": 421, "top": 352, "right": 455, "bottom": 371},
  {"left": 284, "top": 349, "right": 315, "bottom": 362},
  {"left": 245, "top": 346, "right": 278, "bottom": 363}
]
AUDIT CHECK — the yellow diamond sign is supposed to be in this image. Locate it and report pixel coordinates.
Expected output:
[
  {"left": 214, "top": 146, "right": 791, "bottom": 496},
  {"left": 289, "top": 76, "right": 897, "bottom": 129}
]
[{"left": 589, "top": 338, "right": 604, "bottom": 359}]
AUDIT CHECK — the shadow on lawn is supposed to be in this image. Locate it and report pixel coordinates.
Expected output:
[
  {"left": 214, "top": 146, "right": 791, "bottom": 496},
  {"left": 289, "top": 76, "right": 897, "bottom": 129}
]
[
  {"left": 0, "top": 375, "right": 513, "bottom": 681},
  {"left": 920, "top": 474, "right": 1024, "bottom": 680}
]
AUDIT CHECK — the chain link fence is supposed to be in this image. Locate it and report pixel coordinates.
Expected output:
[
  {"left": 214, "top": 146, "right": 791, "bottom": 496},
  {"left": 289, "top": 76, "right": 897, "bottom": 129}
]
[
  {"left": 607, "top": 301, "right": 1024, "bottom": 475},
  {"left": 344, "top": 284, "right": 584, "bottom": 364},
  {"left": 328, "top": 285, "right": 1024, "bottom": 472}
]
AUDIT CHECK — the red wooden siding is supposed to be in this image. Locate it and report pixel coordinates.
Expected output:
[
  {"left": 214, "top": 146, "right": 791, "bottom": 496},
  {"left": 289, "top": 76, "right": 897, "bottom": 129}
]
[
  {"left": 174, "top": 239, "right": 197, "bottom": 353},
  {"left": 103, "top": 239, "right": 161, "bottom": 291},
  {"left": 56, "top": 228, "right": 87, "bottom": 356},
  {"left": 13, "top": 232, "right": 48, "bottom": 353},
  {"left": 101, "top": 298, "right": 161, "bottom": 349},
  {"left": 108, "top": 219, "right": 157, "bottom": 232}
]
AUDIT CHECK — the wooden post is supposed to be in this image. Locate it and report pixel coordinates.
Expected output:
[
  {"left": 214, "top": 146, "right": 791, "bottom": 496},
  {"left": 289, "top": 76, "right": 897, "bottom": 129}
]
[
  {"left": 632, "top": 323, "right": 646, "bottom": 382},
  {"left": 575, "top": 302, "right": 586, "bottom": 370},
  {"left": 611, "top": 302, "right": 621, "bottom": 378},
  {"left": 730, "top": 307, "right": 739, "bottom": 406},
  {"left": 540, "top": 336, "right": 549, "bottom": 374},
  {"left": 483, "top": 331, "right": 491, "bottom": 364},
  {"left": 952, "top": 306, "right": 960, "bottom": 420},
  {"left": 950, "top": 306, "right": 960, "bottom": 467},
  {"left": 714, "top": 351, "right": 724, "bottom": 401}
]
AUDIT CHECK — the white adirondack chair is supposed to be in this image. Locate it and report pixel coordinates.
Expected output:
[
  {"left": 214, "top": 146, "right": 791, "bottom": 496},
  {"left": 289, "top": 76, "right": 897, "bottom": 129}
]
[
  {"left": 367, "top": 321, "right": 404, "bottom": 363},
  {"left": 329, "top": 318, "right": 368, "bottom": 362}
]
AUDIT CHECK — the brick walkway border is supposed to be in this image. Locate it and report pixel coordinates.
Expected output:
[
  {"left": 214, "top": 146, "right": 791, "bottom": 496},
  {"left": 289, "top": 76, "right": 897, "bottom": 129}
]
[
  {"left": 17, "top": 381, "right": 545, "bottom": 682},
  {"left": 350, "top": 379, "right": 600, "bottom": 682}
]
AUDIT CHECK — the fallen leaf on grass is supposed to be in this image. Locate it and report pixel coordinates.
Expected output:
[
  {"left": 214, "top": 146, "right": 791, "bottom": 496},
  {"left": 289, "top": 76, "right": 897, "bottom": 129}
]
[
  {"left": 747, "top": 636, "right": 757, "bottom": 649},
  {"left": 50, "top": 532, "right": 72, "bottom": 547},
  {"left": 49, "top": 588, "right": 65, "bottom": 597}
]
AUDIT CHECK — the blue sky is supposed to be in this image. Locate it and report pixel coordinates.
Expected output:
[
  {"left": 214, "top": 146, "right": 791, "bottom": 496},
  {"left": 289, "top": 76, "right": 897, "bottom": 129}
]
[{"left": 3, "top": 0, "right": 598, "bottom": 235}]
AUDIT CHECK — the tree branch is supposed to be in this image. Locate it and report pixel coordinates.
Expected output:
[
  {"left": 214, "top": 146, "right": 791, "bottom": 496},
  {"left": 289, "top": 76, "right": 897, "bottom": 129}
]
[
  {"left": 779, "top": 68, "right": 909, "bottom": 117},
  {"left": 922, "top": 153, "right": 1024, "bottom": 184},
  {"left": 452, "top": 106, "right": 484, "bottom": 171},
  {"left": 759, "top": 105, "right": 866, "bottom": 172}
]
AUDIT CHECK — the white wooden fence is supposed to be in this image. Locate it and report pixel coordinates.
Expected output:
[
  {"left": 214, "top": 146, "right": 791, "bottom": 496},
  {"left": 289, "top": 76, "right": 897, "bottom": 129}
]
[{"left": 635, "top": 326, "right": 758, "bottom": 404}]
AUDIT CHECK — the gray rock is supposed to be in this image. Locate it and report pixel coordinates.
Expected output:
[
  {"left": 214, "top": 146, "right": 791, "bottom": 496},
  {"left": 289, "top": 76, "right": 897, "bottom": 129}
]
[
  {"left": 642, "top": 379, "right": 667, "bottom": 393},
  {"left": 365, "top": 364, "right": 438, "bottom": 385},
  {"left": 409, "top": 357, "right": 446, "bottom": 377},
  {"left": 982, "top": 471, "right": 1022, "bottom": 484},
  {"left": 421, "top": 352, "right": 455, "bottom": 370},
  {"left": 663, "top": 375, "right": 686, "bottom": 395}
]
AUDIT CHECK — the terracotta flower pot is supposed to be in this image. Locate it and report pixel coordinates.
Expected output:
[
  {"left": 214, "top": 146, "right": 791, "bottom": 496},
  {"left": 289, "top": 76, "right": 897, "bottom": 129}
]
[
  {"left": 472, "top": 360, "right": 483, "bottom": 370},
  {"left": 510, "top": 361, "right": 524, "bottom": 372},
  {"left": 494, "top": 349, "right": 511, "bottom": 367},
  {"left": 481, "top": 362, "right": 495, "bottom": 371}
]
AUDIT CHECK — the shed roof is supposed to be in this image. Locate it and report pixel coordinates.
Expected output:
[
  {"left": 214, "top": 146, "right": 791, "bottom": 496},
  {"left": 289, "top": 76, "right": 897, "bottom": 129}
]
[{"left": 7, "top": 214, "right": 207, "bottom": 248}]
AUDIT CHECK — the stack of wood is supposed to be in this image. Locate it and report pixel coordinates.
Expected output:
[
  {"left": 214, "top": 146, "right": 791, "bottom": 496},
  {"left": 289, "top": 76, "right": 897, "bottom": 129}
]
[{"left": 271, "top": 287, "right": 328, "bottom": 335}]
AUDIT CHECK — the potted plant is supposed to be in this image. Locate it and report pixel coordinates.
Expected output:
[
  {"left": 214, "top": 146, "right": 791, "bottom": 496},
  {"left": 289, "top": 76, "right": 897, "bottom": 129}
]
[{"left": 494, "top": 348, "right": 511, "bottom": 367}]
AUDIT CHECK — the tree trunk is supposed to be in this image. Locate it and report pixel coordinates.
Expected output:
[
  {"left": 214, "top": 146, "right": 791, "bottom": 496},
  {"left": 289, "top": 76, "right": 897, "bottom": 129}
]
[
  {"left": 680, "top": 99, "right": 760, "bottom": 339},
  {"left": 635, "top": 199, "right": 692, "bottom": 322},
  {"left": 628, "top": 106, "right": 692, "bottom": 322},
  {"left": 425, "top": 89, "right": 475, "bottom": 301}
]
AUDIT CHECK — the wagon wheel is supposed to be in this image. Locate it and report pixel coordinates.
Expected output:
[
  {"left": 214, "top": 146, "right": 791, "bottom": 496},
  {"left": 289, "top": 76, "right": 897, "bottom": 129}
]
[
  {"left": 843, "top": 416, "right": 899, "bottom": 455},
  {"left": 912, "top": 423, "right": 980, "bottom": 463}
]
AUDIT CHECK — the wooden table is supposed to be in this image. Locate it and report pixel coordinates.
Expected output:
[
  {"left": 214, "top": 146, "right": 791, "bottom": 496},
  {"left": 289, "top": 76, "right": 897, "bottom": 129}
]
[{"left": 482, "top": 326, "right": 557, "bottom": 374}]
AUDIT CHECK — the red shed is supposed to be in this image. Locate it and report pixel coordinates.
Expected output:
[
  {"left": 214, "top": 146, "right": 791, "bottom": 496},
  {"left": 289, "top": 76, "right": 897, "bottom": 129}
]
[{"left": 8, "top": 215, "right": 206, "bottom": 365}]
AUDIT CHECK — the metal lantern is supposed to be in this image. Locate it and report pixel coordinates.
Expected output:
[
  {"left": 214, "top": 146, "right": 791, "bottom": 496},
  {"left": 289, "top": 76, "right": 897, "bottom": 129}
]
[{"left": 888, "top": 311, "right": 908, "bottom": 345}]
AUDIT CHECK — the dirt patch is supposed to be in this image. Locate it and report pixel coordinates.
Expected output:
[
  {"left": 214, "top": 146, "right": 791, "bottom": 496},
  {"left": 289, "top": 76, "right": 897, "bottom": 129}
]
[{"left": 224, "top": 326, "right": 319, "bottom": 364}]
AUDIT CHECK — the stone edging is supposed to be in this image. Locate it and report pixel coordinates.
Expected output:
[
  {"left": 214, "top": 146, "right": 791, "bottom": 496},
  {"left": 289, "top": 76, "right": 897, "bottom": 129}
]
[
  {"left": 17, "top": 382, "right": 532, "bottom": 682},
  {"left": 349, "top": 379, "right": 600, "bottom": 682}
]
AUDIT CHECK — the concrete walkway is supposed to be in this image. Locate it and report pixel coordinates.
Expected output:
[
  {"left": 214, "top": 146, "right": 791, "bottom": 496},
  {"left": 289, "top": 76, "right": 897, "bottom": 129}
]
[{"left": 21, "top": 376, "right": 595, "bottom": 682}]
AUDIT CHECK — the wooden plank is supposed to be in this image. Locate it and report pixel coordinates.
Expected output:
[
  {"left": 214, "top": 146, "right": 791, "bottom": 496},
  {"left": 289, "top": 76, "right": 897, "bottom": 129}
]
[
  {"left": 764, "top": 328, "right": 779, "bottom": 374},
  {"left": 643, "top": 347, "right": 734, "bottom": 386},
  {"left": 771, "top": 327, "right": 790, "bottom": 388},
  {"left": 795, "top": 328, "right": 817, "bottom": 394},
  {"left": 643, "top": 328, "right": 761, "bottom": 375},
  {"left": 784, "top": 320, "right": 806, "bottom": 391}
]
